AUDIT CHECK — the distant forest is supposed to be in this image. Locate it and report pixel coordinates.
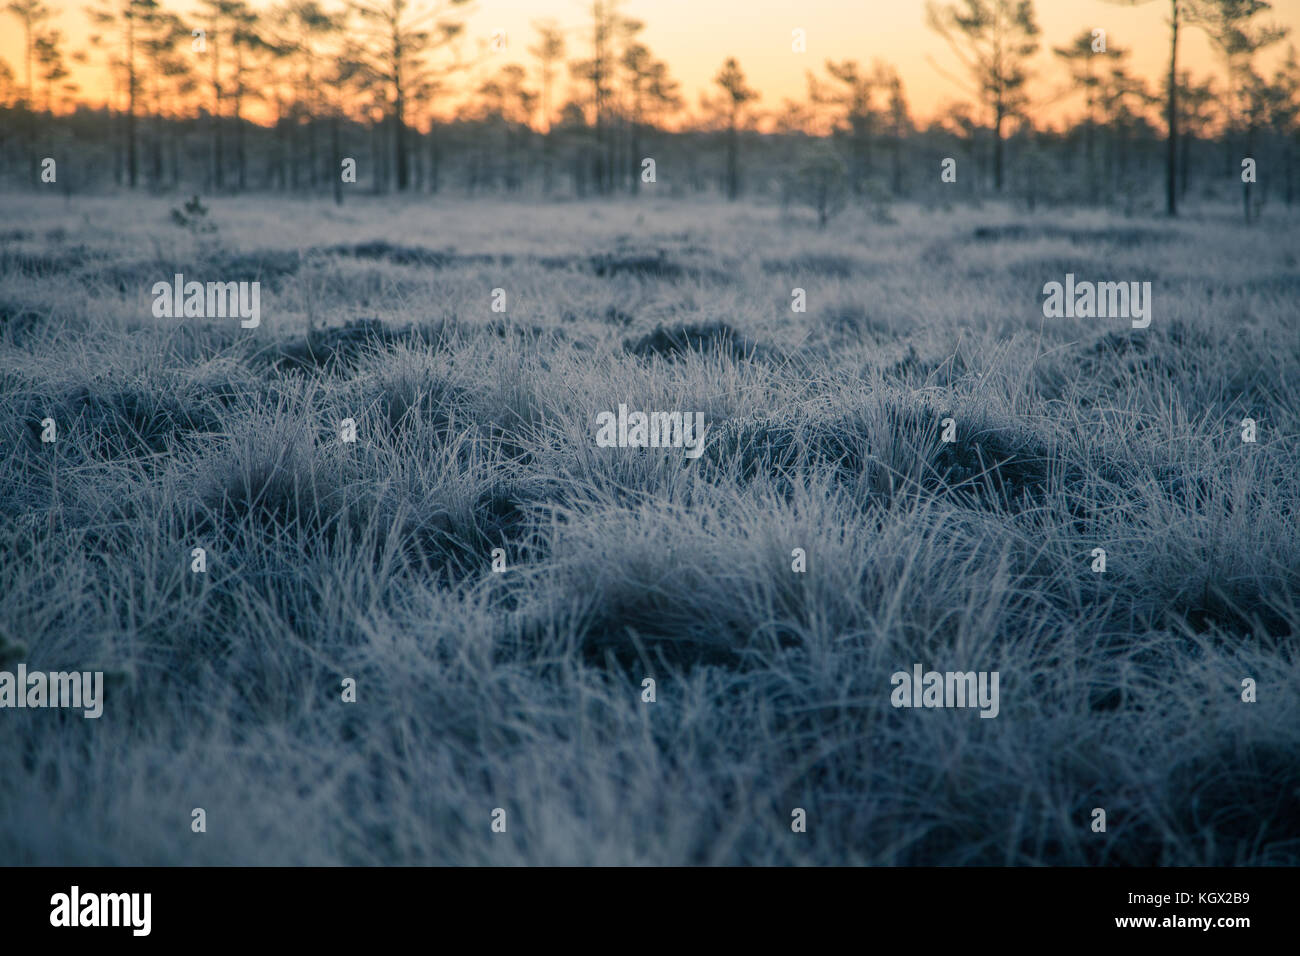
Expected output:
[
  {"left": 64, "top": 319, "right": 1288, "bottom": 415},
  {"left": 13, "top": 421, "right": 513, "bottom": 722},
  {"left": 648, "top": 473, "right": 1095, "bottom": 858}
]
[{"left": 1, "top": 0, "right": 1298, "bottom": 218}]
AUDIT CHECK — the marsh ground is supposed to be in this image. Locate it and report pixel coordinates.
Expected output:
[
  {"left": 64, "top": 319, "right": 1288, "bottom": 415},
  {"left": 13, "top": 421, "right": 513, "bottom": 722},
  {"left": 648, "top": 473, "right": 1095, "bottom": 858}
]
[{"left": 1, "top": 193, "right": 1297, "bottom": 864}]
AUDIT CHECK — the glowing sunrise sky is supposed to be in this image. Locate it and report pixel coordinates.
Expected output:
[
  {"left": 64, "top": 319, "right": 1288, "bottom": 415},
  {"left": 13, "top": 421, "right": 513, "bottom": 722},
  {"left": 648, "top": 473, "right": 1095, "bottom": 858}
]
[{"left": 3, "top": 0, "right": 1299, "bottom": 127}]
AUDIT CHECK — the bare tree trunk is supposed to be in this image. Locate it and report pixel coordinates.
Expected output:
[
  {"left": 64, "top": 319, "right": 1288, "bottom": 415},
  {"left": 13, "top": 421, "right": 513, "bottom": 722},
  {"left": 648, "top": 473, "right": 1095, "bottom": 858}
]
[
  {"left": 113, "top": 107, "right": 123, "bottom": 186},
  {"left": 625, "top": 119, "right": 634, "bottom": 193},
  {"left": 1179, "top": 127, "right": 1191, "bottom": 201},
  {"left": 276, "top": 117, "right": 287, "bottom": 191},
  {"left": 211, "top": 33, "right": 223, "bottom": 191},
  {"left": 429, "top": 120, "right": 441, "bottom": 194},
  {"left": 1285, "top": 140, "right": 1294, "bottom": 207},
  {"left": 543, "top": 128, "right": 554, "bottom": 195},
  {"left": 1243, "top": 127, "right": 1254, "bottom": 224},
  {"left": 127, "top": 15, "right": 137, "bottom": 188},
  {"left": 152, "top": 108, "right": 164, "bottom": 187},
  {"left": 993, "top": 101, "right": 1004, "bottom": 192},
  {"left": 332, "top": 113, "right": 343, "bottom": 205},
  {"left": 1166, "top": 0, "right": 1178, "bottom": 216},
  {"left": 291, "top": 115, "right": 301, "bottom": 191},
  {"left": 310, "top": 117, "right": 320, "bottom": 190},
  {"left": 393, "top": 24, "right": 408, "bottom": 193},
  {"left": 726, "top": 121, "right": 739, "bottom": 199},
  {"left": 236, "top": 101, "right": 246, "bottom": 190},
  {"left": 891, "top": 127, "right": 903, "bottom": 195}
]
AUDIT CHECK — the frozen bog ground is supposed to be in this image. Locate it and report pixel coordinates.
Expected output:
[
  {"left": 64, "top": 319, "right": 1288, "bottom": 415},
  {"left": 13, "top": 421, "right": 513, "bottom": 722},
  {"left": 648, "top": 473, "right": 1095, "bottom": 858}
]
[{"left": 1, "top": 193, "right": 1298, "bottom": 864}]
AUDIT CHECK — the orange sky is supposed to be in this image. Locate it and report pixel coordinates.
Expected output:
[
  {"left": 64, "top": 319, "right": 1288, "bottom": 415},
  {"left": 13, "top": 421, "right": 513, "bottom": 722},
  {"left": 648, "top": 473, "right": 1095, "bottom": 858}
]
[{"left": 3, "top": 0, "right": 1299, "bottom": 127}]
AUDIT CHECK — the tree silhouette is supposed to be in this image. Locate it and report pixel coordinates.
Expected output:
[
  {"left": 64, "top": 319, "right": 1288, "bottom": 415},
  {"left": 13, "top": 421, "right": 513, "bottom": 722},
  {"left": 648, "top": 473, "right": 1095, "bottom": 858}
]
[
  {"left": 714, "top": 57, "right": 758, "bottom": 200},
  {"left": 137, "top": 7, "right": 188, "bottom": 187},
  {"left": 619, "top": 39, "right": 677, "bottom": 193},
  {"left": 269, "top": 1, "right": 344, "bottom": 193},
  {"left": 87, "top": 0, "right": 159, "bottom": 188},
  {"left": 926, "top": 0, "right": 1040, "bottom": 193},
  {"left": 569, "top": 0, "right": 623, "bottom": 195},
  {"left": 0, "top": 57, "right": 16, "bottom": 106},
  {"left": 194, "top": 0, "right": 237, "bottom": 189},
  {"left": 1104, "top": 2, "right": 1187, "bottom": 215},
  {"left": 6, "top": 0, "right": 51, "bottom": 108},
  {"left": 1190, "top": 0, "right": 1288, "bottom": 220},
  {"left": 0, "top": 0, "right": 1291, "bottom": 204},
  {"left": 528, "top": 19, "right": 564, "bottom": 193},
  {"left": 1262, "top": 45, "right": 1299, "bottom": 204},
  {"left": 1097, "top": 49, "right": 1157, "bottom": 201},
  {"left": 7, "top": 0, "right": 52, "bottom": 182},
  {"left": 1172, "top": 69, "right": 1218, "bottom": 200},
  {"left": 475, "top": 63, "right": 535, "bottom": 191},
  {"left": 810, "top": 60, "right": 877, "bottom": 196},
  {"left": 228, "top": 1, "right": 262, "bottom": 191},
  {"left": 33, "top": 28, "right": 68, "bottom": 116},
  {"left": 1054, "top": 29, "right": 1123, "bottom": 197},
  {"left": 350, "top": 0, "right": 473, "bottom": 192},
  {"left": 881, "top": 65, "right": 912, "bottom": 195}
]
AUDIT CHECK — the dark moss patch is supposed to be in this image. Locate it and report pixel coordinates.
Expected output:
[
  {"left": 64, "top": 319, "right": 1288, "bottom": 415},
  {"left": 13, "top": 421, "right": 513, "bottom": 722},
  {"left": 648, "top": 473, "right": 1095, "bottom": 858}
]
[
  {"left": 9, "top": 385, "right": 225, "bottom": 466},
  {"left": 162, "top": 322, "right": 250, "bottom": 363},
  {"left": 624, "top": 321, "right": 764, "bottom": 362},
  {"left": 374, "top": 373, "right": 466, "bottom": 440},
  {"left": 972, "top": 224, "right": 1033, "bottom": 242},
  {"left": 94, "top": 249, "right": 301, "bottom": 294},
  {"left": 213, "top": 249, "right": 302, "bottom": 284},
  {"left": 1072, "top": 321, "right": 1261, "bottom": 408},
  {"left": 321, "top": 241, "right": 501, "bottom": 271},
  {"left": 408, "top": 480, "right": 555, "bottom": 584},
  {"left": 472, "top": 482, "right": 549, "bottom": 551},
  {"left": 1084, "top": 320, "right": 1212, "bottom": 364},
  {"left": 928, "top": 424, "right": 1058, "bottom": 509},
  {"left": 706, "top": 405, "right": 1068, "bottom": 516},
  {"left": 704, "top": 413, "right": 869, "bottom": 484},
  {"left": 63, "top": 385, "right": 226, "bottom": 460},
  {"left": 194, "top": 443, "right": 343, "bottom": 543},
  {"left": 1085, "top": 328, "right": 1153, "bottom": 360},
  {"left": 971, "top": 224, "right": 1172, "bottom": 247},
  {"left": 762, "top": 253, "right": 862, "bottom": 278},
  {"left": 560, "top": 305, "right": 632, "bottom": 326},
  {"left": 324, "top": 241, "right": 457, "bottom": 268},
  {"left": 573, "top": 603, "right": 745, "bottom": 671},
  {"left": 591, "top": 251, "right": 685, "bottom": 280},
  {"left": 273, "top": 318, "right": 451, "bottom": 372},
  {"left": 275, "top": 318, "right": 395, "bottom": 371},
  {"left": 1065, "top": 227, "right": 1172, "bottom": 247},
  {"left": 483, "top": 319, "right": 564, "bottom": 343}
]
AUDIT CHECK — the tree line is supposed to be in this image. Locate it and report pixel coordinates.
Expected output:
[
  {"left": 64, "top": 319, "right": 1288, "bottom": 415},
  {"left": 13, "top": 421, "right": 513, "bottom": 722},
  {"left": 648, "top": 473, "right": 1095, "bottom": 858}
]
[{"left": 1, "top": 0, "right": 1297, "bottom": 220}]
